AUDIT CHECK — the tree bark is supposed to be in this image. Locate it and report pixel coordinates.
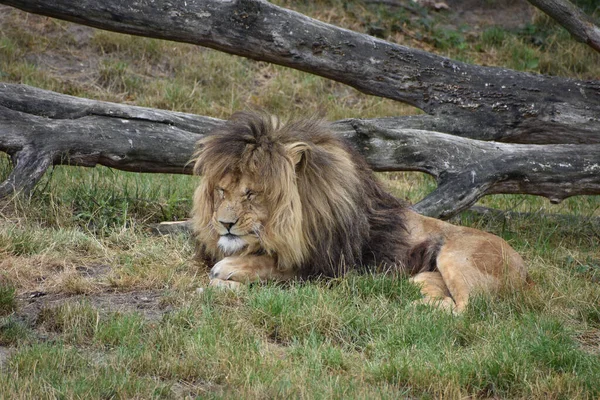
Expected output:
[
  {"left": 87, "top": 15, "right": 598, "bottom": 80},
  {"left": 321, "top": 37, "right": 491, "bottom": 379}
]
[
  {"left": 0, "top": 83, "right": 221, "bottom": 197},
  {"left": 342, "top": 120, "right": 600, "bottom": 218},
  {"left": 527, "top": 0, "right": 600, "bottom": 54},
  {"left": 1, "top": 0, "right": 599, "bottom": 144},
  {"left": 2, "top": 84, "right": 599, "bottom": 218}
]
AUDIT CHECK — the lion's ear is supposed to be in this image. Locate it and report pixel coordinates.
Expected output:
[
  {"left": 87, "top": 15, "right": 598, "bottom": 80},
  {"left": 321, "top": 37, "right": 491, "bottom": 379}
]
[{"left": 285, "top": 142, "right": 310, "bottom": 167}]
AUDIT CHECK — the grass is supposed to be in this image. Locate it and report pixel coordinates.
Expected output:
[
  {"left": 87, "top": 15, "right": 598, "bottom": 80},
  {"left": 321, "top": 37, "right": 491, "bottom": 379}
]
[
  {"left": 1, "top": 277, "right": 599, "bottom": 398},
  {"left": 1, "top": 1, "right": 600, "bottom": 398},
  {"left": 0, "top": 284, "right": 16, "bottom": 317}
]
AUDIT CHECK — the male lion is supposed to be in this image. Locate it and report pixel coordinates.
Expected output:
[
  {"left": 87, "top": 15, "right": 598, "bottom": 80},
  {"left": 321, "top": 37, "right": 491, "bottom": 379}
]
[{"left": 191, "top": 112, "right": 527, "bottom": 312}]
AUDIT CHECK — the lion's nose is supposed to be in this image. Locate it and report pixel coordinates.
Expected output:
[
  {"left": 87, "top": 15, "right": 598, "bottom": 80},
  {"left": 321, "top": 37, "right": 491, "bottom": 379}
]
[{"left": 219, "top": 219, "right": 238, "bottom": 232}]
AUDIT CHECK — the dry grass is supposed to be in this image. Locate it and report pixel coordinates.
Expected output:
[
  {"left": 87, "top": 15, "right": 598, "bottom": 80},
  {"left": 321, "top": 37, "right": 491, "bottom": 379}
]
[{"left": 1, "top": 1, "right": 600, "bottom": 398}]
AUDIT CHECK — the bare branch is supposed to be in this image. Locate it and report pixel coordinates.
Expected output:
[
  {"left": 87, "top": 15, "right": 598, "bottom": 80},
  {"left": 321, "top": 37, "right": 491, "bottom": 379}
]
[
  {"left": 0, "top": 147, "right": 52, "bottom": 198},
  {"left": 528, "top": 0, "right": 600, "bottom": 53}
]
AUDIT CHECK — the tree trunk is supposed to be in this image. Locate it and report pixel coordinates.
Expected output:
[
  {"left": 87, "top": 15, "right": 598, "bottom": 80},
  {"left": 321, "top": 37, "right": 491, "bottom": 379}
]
[
  {"left": 1, "top": 0, "right": 599, "bottom": 144},
  {"left": 2, "top": 84, "right": 599, "bottom": 218},
  {"left": 0, "top": 83, "right": 220, "bottom": 198}
]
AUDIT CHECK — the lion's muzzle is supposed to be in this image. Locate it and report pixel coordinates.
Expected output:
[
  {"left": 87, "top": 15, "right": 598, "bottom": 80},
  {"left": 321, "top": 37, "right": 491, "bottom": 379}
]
[{"left": 218, "top": 234, "right": 247, "bottom": 255}]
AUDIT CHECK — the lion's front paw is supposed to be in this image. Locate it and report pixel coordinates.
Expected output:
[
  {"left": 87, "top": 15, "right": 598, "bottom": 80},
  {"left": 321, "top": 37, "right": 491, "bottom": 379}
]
[
  {"left": 209, "top": 256, "right": 260, "bottom": 283},
  {"left": 210, "top": 257, "right": 243, "bottom": 281},
  {"left": 209, "top": 255, "right": 284, "bottom": 284},
  {"left": 209, "top": 278, "right": 243, "bottom": 290}
]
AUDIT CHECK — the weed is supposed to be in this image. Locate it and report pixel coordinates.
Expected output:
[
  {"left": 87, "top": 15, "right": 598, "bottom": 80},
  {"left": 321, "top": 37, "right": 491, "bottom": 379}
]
[
  {"left": 0, "top": 37, "right": 20, "bottom": 63},
  {"left": 98, "top": 59, "right": 141, "bottom": 94},
  {"left": 0, "top": 284, "right": 16, "bottom": 317},
  {"left": 0, "top": 318, "right": 33, "bottom": 346},
  {"left": 510, "top": 41, "right": 540, "bottom": 71},
  {"left": 481, "top": 26, "right": 507, "bottom": 47},
  {"left": 91, "top": 31, "right": 163, "bottom": 63}
]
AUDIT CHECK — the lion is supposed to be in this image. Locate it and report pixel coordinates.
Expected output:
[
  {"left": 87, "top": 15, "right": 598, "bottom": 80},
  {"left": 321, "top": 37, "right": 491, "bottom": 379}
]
[{"left": 191, "top": 111, "right": 527, "bottom": 313}]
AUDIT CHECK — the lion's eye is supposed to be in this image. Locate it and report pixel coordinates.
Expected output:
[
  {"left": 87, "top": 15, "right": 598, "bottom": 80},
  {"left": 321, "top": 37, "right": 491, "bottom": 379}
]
[{"left": 216, "top": 188, "right": 225, "bottom": 199}]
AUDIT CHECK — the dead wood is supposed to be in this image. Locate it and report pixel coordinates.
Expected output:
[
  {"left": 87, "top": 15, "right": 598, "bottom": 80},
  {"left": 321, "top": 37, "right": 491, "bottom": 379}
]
[
  {"left": 527, "top": 0, "right": 600, "bottom": 54},
  {"left": 2, "top": 84, "right": 599, "bottom": 218},
  {"left": 1, "top": 0, "right": 599, "bottom": 144}
]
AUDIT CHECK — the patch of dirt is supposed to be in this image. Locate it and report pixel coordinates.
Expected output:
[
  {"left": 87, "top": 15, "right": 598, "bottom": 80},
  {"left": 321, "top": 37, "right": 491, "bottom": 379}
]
[
  {"left": 577, "top": 329, "right": 600, "bottom": 355},
  {"left": 15, "top": 289, "right": 171, "bottom": 328},
  {"left": 74, "top": 263, "right": 112, "bottom": 279},
  {"left": 26, "top": 51, "right": 101, "bottom": 84},
  {"left": 0, "top": 346, "right": 11, "bottom": 370}
]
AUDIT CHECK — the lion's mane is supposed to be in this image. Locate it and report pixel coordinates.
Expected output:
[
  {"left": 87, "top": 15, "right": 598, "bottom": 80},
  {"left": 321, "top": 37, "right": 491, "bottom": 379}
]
[{"left": 192, "top": 112, "right": 411, "bottom": 277}]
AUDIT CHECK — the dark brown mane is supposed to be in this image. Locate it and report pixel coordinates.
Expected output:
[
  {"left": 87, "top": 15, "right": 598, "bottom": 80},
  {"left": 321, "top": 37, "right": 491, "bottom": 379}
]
[{"left": 193, "top": 111, "right": 410, "bottom": 277}]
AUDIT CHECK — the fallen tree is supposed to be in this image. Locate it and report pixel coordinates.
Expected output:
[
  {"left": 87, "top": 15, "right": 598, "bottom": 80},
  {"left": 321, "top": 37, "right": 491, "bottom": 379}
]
[
  {"left": 0, "top": 0, "right": 599, "bottom": 218},
  {"left": 1, "top": 0, "right": 599, "bottom": 144},
  {"left": 2, "top": 84, "right": 599, "bottom": 218}
]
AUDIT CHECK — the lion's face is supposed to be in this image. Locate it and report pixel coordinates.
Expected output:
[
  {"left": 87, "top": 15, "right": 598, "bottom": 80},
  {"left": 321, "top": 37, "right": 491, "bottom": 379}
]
[
  {"left": 192, "top": 112, "right": 349, "bottom": 270},
  {"left": 210, "top": 173, "right": 269, "bottom": 256}
]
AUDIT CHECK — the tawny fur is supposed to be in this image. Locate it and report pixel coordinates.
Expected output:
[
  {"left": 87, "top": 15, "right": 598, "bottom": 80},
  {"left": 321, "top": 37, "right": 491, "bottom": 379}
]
[{"left": 191, "top": 111, "right": 528, "bottom": 312}]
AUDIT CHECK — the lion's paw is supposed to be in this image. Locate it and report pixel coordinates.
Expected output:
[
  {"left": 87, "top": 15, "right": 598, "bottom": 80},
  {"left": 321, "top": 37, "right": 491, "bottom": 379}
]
[
  {"left": 210, "top": 257, "right": 245, "bottom": 281},
  {"left": 208, "top": 278, "right": 243, "bottom": 290},
  {"left": 209, "top": 255, "right": 281, "bottom": 283},
  {"left": 210, "top": 256, "right": 260, "bottom": 283}
]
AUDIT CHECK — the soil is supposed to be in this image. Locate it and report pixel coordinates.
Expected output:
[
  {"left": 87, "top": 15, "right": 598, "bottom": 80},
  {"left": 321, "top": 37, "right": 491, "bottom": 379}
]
[
  {"left": 0, "top": 0, "right": 535, "bottom": 339},
  {"left": 15, "top": 289, "right": 170, "bottom": 327},
  {"left": 0, "top": 346, "right": 10, "bottom": 370}
]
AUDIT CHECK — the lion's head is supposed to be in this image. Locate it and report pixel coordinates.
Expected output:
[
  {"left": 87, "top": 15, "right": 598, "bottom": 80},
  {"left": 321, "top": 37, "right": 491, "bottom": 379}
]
[{"left": 192, "top": 112, "right": 406, "bottom": 276}]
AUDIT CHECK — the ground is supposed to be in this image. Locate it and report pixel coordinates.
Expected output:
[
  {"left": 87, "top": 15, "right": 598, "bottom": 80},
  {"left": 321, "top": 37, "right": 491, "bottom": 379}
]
[
  {"left": 1, "top": 1, "right": 600, "bottom": 398},
  {"left": 0, "top": 0, "right": 548, "bottom": 323}
]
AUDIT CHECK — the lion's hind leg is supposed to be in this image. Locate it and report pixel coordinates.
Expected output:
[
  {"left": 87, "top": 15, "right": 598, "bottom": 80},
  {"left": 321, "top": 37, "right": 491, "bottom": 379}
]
[
  {"left": 409, "top": 271, "right": 456, "bottom": 312},
  {"left": 433, "top": 236, "right": 525, "bottom": 313}
]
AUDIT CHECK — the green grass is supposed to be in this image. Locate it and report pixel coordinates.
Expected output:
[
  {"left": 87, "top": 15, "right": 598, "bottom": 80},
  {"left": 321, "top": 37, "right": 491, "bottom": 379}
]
[
  {"left": 1, "top": 279, "right": 599, "bottom": 398},
  {"left": 1, "top": 2, "right": 600, "bottom": 398},
  {"left": 0, "top": 284, "right": 16, "bottom": 317}
]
